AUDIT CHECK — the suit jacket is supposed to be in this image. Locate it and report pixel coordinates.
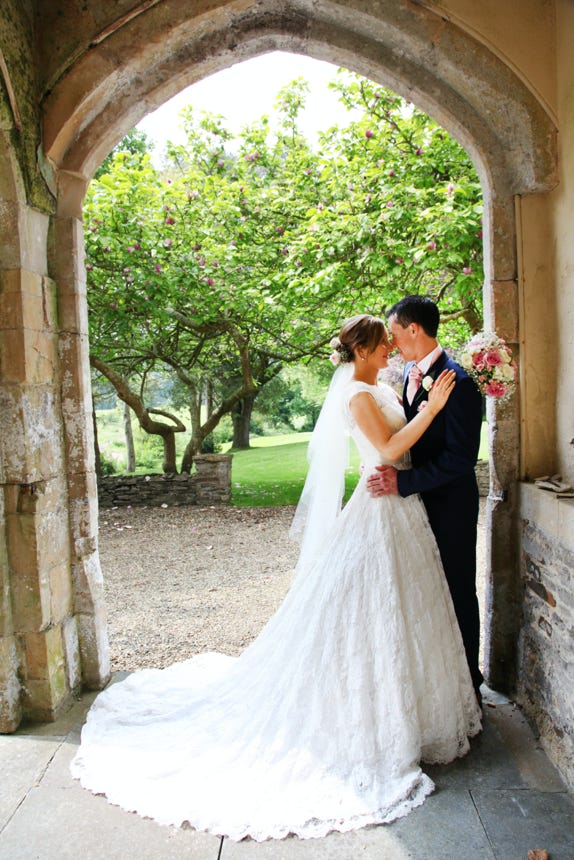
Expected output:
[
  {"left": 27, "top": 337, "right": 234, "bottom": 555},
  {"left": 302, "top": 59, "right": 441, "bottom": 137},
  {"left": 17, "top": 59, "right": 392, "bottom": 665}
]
[{"left": 397, "top": 350, "right": 482, "bottom": 500}]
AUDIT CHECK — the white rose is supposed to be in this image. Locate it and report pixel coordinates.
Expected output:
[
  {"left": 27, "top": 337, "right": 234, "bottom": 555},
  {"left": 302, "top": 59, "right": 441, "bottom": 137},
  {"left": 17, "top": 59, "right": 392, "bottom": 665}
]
[
  {"left": 461, "top": 352, "right": 473, "bottom": 370},
  {"left": 501, "top": 363, "right": 515, "bottom": 380},
  {"left": 422, "top": 375, "right": 433, "bottom": 391}
]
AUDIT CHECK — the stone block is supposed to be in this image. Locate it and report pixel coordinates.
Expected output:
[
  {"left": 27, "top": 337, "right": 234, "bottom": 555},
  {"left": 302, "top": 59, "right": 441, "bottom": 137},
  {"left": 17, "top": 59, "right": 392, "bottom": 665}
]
[
  {"left": 0, "top": 636, "right": 22, "bottom": 733},
  {"left": 0, "top": 269, "right": 45, "bottom": 329},
  {"left": 76, "top": 608, "right": 111, "bottom": 690},
  {"left": 0, "top": 327, "right": 59, "bottom": 385},
  {"left": 68, "top": 489, "right": 99, "bottom": 550},
  {"left": 21, "top": 624, "right": 71, "bottom": 720},
  {"left": 489, "top": 280, "right": 519, "bottom": 343},
  {"left": 20, "top": 207, "right": 49, "bottom": 276},
  {"left": 61, "top": 615, "right": 81, "bottom": 691},
  {"left": 71, "top": 552, "right": 105, "bottom": 616},
  {"left": 48, "top": 214, "right": 86, "bottom": 287},
  {"left": 49, "top": 560, "right": 73, "bottom": 624},
  {"left": 59, "top": 331, "right": 93, "bottom": 416},
  {"left": 0, "top": 385, "right": 65, "bottom": 483},
  {"left": 56, "top": 283, "right": 88, "bottom": 335},
  {"left": 24, "top": 626, "right": 64, "bottom": 682}
]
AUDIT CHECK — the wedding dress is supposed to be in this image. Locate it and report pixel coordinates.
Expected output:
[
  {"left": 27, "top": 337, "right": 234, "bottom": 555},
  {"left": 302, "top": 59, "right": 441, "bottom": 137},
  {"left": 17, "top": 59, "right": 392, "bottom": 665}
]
[{"left": 71, "top": 379, "right": 481, "bottom": 842}]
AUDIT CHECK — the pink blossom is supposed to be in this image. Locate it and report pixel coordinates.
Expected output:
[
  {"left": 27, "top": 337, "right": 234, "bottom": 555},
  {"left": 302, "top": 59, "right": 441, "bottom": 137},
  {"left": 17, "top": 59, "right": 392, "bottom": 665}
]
[
  {"left": 154, "top": 263, "right": 162, "bottom": 272},
  {"left": 86, "top": 263, "right": 93, "bottom": 270},
  {"left": 329, "top": 351, "right": 340, "bottom": 366},
  {"left": 165, "top": 217, "right": 175, "bottom": 225},
  {"left": 389, "top": 169, "right": 395, "bottom": 177},
  {"left": 472, "top": 351, "right": 485, "bottom": 371},
  {"left": 427, "top": 240, "right": 436, "bottom": 251},
  {"left": 395, "top": 257, "right": 403, "bottom": 264},
  {"left": 206, "top": 277, "right": 214, "bottom": 286},
  {"left": 485, "top": 381, "right": 506, "bottom": 398},
  {"left": 164, "top": 238, "right": 173, "bottom": 247},
  {"left": 365, "top": 129, "right": 373, "bottom": 139},
  {"left": 463, "top": 267, "right": 472, "bottom": 275},
  {"left": 447, "top": 184, "right": 454, "bottom": 193},
  {"left": 416, "top": 147, "right": 422, "bottom": 156},
  {"left": 485, "top": 349, "right": 503, "bottom": 367}
]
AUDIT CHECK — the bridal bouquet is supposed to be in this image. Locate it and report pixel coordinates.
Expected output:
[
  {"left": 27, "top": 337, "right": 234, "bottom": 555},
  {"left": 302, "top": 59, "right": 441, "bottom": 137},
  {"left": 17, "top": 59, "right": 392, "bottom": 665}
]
[{"left": 460, "top": 331, "right": 516, "bottom": 399}]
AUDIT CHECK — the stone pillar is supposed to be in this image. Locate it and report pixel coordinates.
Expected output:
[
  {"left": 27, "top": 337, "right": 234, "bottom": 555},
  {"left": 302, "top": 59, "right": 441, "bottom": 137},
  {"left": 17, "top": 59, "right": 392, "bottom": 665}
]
[
  {"left": 481, "top": 190, "right": 522, "bottom": 693},
  {"left": 50, "top": 170, "right": 110, "bottom": 690},
  {"left": 0, "top": 205, "right": 80, "bottom": 724}
]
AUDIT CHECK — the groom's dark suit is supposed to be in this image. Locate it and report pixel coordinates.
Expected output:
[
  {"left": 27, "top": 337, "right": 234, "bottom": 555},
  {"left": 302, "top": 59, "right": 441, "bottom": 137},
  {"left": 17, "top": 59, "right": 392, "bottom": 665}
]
[{"left": 398, "top": 349, "right": 484, "bottom": 694}]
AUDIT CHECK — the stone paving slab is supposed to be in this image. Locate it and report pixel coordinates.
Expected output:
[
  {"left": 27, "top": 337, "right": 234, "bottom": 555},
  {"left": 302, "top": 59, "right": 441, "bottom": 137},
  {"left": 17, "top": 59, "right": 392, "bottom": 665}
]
[
  {"left": 0, "top": 728, "right": 222, "bottom": 860},
  {"left": 221, "top": 784, "right": 496, "bottom": 859},
  {"left": 0, "top": 735, "right": 62, "bottom": 831},
  {"left": 470, "top": 788, "right": 574, "bottom": 860}
]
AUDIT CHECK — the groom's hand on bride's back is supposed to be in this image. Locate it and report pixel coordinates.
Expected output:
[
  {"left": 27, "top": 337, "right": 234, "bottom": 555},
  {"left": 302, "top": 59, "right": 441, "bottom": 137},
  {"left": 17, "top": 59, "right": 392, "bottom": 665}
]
[{"left": 366, "top": 465, "right": 399, "bottom": 497}]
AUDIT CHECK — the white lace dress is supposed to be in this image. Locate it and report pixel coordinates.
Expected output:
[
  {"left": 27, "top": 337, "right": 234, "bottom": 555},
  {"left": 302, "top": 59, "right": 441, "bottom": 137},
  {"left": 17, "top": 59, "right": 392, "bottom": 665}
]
[{"left": 71, "top": 380, "right": 481, "bottom": 842}]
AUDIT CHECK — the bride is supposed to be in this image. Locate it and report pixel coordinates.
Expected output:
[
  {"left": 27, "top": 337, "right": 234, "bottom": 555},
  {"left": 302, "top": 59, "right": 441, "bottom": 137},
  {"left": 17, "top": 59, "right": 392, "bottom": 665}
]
[{"left": 71, "top": 314, "right": 481, "bottom": 842}]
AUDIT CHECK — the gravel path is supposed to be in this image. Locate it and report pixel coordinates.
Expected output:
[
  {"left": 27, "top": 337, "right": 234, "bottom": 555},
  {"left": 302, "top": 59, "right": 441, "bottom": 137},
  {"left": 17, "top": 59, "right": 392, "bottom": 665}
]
[{"left": 99, "top": 501, "right": 486, "bottom": 672}]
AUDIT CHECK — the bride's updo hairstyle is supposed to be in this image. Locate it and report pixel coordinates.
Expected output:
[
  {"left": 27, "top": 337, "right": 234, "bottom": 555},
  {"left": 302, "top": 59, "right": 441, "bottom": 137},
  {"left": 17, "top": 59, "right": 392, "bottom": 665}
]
[{"left": 331, "top": 314, "right": 387, "bottom": 363}]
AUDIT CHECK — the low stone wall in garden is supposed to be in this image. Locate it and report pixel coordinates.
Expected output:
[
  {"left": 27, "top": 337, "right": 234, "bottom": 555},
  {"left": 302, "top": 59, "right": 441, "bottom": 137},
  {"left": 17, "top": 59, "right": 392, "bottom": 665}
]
[
  {"left": 98, "top": 454, "right": 233, "bottom": 508},
  {"left": 98, "top": 455, "right": 489, "bottom": 509}
]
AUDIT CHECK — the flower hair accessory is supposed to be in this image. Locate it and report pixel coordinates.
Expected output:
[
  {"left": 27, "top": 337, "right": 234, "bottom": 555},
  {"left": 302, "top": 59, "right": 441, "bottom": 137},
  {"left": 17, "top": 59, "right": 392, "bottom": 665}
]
[
  {"left": 329, "top": 337, "right": 353, "bottom": 366},
  {"left": 460, "top": 331, "right": 516, "bottom": 399}
]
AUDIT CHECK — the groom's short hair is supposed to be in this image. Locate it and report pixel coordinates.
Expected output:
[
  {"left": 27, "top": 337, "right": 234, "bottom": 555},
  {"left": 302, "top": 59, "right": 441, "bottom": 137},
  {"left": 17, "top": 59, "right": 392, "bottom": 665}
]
[{"left": 386, "top": 295, "right": 440, "bottom": 338}]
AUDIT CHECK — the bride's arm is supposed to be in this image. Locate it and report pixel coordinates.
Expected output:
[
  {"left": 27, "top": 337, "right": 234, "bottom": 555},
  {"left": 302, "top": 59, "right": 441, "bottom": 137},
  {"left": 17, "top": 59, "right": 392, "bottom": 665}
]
[{"left": 349, "top": 370, "right": 455, "bottom": 461}]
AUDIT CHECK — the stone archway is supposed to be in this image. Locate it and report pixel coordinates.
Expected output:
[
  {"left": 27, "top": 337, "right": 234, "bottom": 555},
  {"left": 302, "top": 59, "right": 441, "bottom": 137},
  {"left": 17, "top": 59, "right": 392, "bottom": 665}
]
[{"left": 2, "top": 0, "right": 557, "bottom": 729}]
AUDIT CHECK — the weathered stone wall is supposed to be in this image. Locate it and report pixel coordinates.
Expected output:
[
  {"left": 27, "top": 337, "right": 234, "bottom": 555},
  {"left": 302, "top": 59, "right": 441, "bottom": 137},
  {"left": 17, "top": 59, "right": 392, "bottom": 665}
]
[
  {"left": 518, "top": 484, "right": 574, "bottom": 786},
  {"left": 98, "top": 455, "right": 233, "bottom": 508}
]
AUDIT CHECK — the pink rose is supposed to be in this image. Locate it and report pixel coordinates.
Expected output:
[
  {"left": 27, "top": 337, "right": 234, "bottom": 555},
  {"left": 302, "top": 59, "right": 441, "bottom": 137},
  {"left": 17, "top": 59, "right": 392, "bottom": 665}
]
[
  {"left": 485, "top": 349, "right": 502, "bottom": 367},
  {"left": 485, "top": 381, "right": 506, "bottom": 398},
  {"left": 472, "top": 351, "right": 485, "bottom": 371}
]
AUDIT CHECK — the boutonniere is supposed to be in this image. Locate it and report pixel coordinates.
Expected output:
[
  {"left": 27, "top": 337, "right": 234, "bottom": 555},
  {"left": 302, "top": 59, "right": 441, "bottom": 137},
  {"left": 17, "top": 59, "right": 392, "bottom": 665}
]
[{"left": 421, "top": 375, "right": 433, "bottom": 392}]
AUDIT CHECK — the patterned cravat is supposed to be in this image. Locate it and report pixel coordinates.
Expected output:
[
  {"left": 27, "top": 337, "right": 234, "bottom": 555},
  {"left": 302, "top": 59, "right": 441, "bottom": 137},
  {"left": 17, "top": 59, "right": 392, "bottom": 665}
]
[{"left": 406, "top": 365, "right": 424, "bottom": 404}]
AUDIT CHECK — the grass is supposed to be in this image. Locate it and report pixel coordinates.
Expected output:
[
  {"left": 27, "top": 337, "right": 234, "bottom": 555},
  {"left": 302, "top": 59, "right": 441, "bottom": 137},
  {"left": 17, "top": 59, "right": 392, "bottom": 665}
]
[
  {"left": 96, "top": 408, "right": 488, "bottom": 507},
  {"left": 227, "top": 438, "right": 362, "bottom": 506}
]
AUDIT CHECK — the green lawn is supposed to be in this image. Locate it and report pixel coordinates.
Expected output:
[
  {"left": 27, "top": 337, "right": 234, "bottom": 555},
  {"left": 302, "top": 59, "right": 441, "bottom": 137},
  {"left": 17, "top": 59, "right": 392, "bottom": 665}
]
[
  {"left": 226, "top": 437, "right": 362, "bottom": 506},
  {"left": 228, "top": 421, "right": 488, "bottom": 506},
  {"left": 96, "top": 408, "right": 488, "bottom": 507}
]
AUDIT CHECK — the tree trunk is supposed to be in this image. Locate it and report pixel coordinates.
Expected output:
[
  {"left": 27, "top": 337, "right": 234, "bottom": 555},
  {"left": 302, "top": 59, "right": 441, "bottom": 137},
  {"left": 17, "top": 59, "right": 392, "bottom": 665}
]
[
  {"left": 90, "top": 355, "right": 186, "bottom": 474},
  {"left": 123, "top": 401, "right": 136, "bottom": 472},
  {"left": 230, "top": 392, "right": 256, "bottom": 449},
  {"left": 92, "top": 403, "right": 102, "bottom": 479}
]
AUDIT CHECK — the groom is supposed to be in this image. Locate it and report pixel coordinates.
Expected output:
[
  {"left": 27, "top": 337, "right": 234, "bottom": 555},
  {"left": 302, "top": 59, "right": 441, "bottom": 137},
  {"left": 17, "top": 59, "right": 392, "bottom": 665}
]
[{"left": 366, "top": 295, "right": 484, "bottom": 701}]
